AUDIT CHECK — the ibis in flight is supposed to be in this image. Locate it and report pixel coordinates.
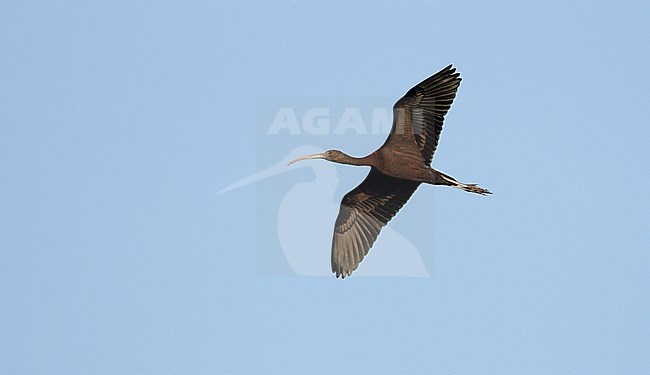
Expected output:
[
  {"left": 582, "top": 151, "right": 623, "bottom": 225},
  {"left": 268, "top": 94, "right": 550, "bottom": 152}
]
[{"left": 288, "top": 65, "right": 491, "bottom": 278}]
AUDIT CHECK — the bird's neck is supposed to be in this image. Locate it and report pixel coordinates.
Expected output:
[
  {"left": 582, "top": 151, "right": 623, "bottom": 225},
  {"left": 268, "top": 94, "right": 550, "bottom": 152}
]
[{"left": 337, "top": 152, "right": 376, "bottom": 167}]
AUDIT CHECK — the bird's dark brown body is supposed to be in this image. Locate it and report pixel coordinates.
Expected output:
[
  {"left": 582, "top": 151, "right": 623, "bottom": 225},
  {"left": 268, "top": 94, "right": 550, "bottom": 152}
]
[
  {"left": 342, "top": 150, "right": 434, "bottom": 183},
  {"left": 288, "top": 65, "right": 491, "bottom": 278}
]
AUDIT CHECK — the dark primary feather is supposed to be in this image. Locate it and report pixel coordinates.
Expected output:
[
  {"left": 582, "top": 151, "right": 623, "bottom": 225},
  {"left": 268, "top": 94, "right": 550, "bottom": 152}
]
[
  {"left": 331, "top": 169, "right": 420, "bottom": 278},
  {"left": 393, "top": 64, "right": 462, "bottom": 165}
]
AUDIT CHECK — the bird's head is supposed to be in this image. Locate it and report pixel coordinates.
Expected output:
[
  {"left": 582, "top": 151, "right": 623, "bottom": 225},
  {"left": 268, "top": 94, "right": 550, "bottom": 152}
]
[{"left": 287, "top": 149, "right": 349, "bottom": 166}]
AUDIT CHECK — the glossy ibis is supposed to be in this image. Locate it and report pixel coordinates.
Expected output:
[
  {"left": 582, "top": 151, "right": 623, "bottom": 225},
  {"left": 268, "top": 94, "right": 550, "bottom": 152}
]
[{"left": 288, "top": 65, "right": 491, "bottom": 278}]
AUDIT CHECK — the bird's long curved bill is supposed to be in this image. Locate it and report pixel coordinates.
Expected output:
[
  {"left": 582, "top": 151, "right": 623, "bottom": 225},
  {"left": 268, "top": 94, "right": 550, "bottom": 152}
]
[{"left": 287, "top": 153, "right": 326, "bottom": 166}]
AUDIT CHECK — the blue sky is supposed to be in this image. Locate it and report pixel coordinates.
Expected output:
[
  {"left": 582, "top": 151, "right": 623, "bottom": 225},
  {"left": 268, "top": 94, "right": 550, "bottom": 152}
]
[{"left": 1, "top": 1, "right": 649, "bottom": 374}]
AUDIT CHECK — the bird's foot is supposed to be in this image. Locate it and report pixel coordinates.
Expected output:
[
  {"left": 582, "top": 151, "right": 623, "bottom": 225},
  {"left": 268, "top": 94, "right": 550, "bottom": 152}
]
[{"left": 459, "top": 183, "right": 492, "bottom": 196}]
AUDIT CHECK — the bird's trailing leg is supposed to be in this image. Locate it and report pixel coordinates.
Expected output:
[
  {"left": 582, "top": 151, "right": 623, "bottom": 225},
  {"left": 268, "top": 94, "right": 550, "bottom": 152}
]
[
  {"left": 435, "top": 171, "right": 492, "bottom": 196},
  {"left": 455, "top": 182, "right": 492, "bottom": 195}
]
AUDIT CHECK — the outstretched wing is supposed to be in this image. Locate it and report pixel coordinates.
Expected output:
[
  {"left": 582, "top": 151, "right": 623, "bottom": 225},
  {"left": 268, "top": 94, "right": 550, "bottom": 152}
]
[
  {"left": 392, "top": 64, "right": 462, "bottom": 165},
  {"left": 331, "top": 169, "right": 420, "bottom": 278}
]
